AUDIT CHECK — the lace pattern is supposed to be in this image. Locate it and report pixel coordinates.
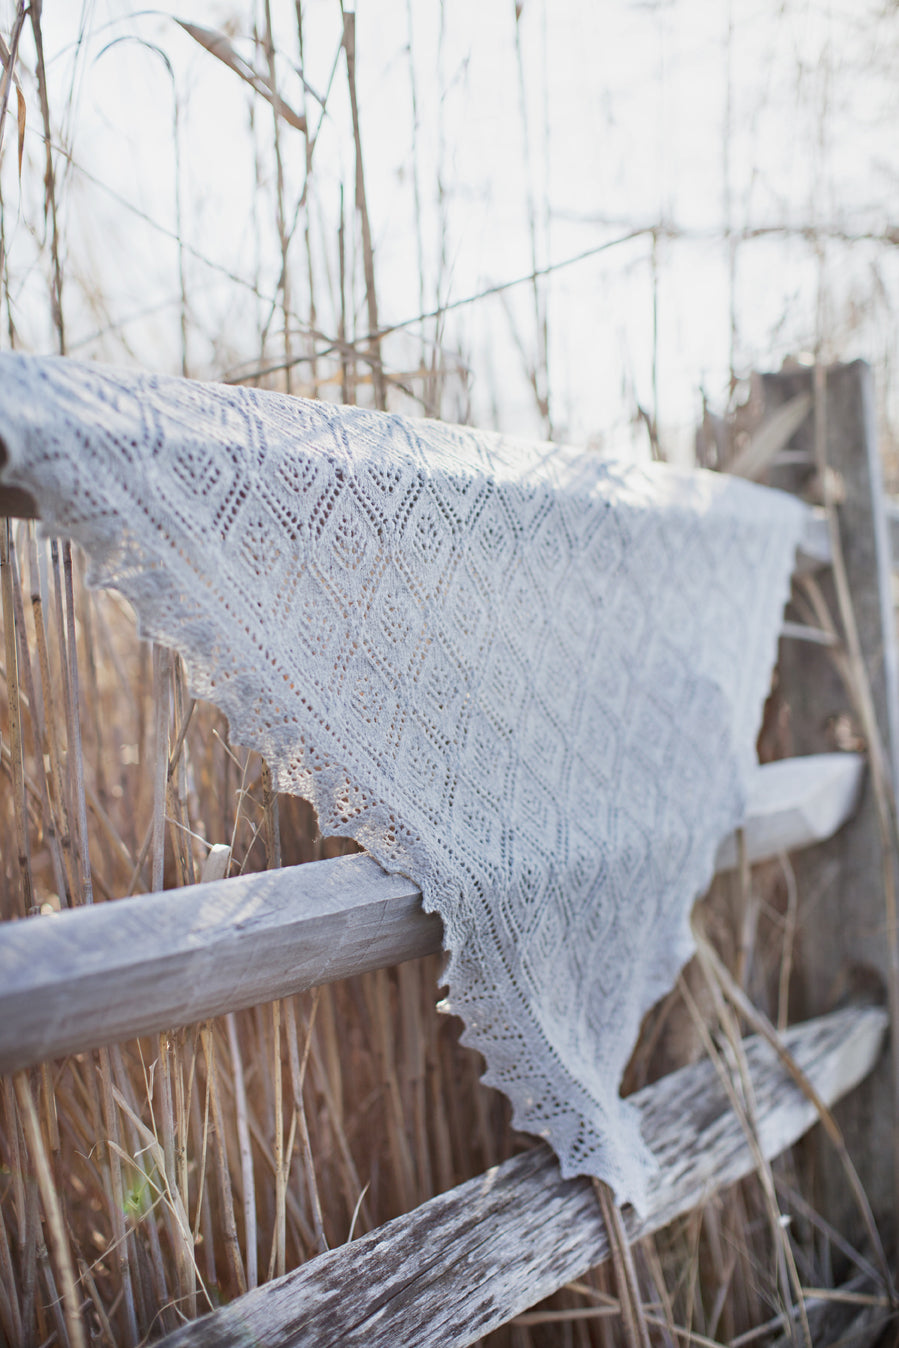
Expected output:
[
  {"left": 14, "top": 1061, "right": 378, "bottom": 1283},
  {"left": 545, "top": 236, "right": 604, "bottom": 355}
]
[{"left": 0, "top": 354, "right": 804, "bottom": 1210}]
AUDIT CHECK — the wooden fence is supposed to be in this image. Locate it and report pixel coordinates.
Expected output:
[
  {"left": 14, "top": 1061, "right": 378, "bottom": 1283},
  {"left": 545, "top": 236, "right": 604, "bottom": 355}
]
[{"left": 1, "top": 359, "right": 896, "bottom": 1345}]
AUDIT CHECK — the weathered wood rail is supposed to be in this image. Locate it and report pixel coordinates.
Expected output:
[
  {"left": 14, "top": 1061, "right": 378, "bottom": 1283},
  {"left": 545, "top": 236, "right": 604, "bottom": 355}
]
[
  {"left": 770, "top": 361, "right": 899, "bottom": 1246},
  {"left": 0, "top": 751, "right": 864, "bottom": 1074},
  {"left": 158, "top": 1005, "right": 887, "bottom": 1348}
]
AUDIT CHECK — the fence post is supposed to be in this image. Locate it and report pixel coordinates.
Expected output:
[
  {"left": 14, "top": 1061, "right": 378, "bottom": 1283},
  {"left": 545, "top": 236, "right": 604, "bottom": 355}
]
[{"left": 766, "top": 359, "right": 899, "bottom": 1247}]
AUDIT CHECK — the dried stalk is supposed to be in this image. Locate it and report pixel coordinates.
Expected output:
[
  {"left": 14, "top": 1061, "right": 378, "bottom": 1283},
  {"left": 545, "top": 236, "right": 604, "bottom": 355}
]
[
  {"left": 0, "top": 1, "right": 26, "bottom": 167},
  {"left": 693, "top": 925, "right": 893, "bottom": 1302},
  {"left": 292, "top": 1, "right": 320, "bottom": 398},
  {"left": 261, "top": 760, "right": 282, "bottom": 870},
  {"left": 226, "top": 1013, "right": 257, "bottom": 1290},
  {"left": 61, "top": 541, "right": 92, "bottom": 903},
  {"left": 592, "top": 1179, "right": 652, "bottom": 1348},
  {"left": 399, "top": 961, "right": 433, "bottom": 1200},
  {"left": 11, "top": 531, "right": 69, "bottom": 904},
  {"left": 512, "top": 3, "right": 551, "bottom": 437},
  {"left": 200, "top": 1025, "right": 247, "bottom": 1296},
  {"left": 1, "top": 519, "right": 32, "bottom": 911},
  {"left": 776, "top": 853, "right": 798, "bottom": 1032},
  {"left": 342, "top": 10, "right": 385, "bottom": 409},
  {"left": 686, "top": 938, "right": 812, "bottom": 1347},
  {"left": 337, "top": 183, "right": 352, "bottom": 404},
  {"left": 0, "top": 1187, "right": 22, "bottom": 1346},
  {"left": 96, "top": 1046, "right": 140, "bottom": 1343},
  {"left": 14, "top": 1071, "right": 86, "bottom": 1348},
  {"left": 158, "top": 1032, "right": 198, "bottom": 1317},
  {"left": 189, "top": 1057, "right": 216, "bottom": 1288},
  {"left": 262, "top": 0, "right": 294, "bottom": 393},
  {"left": 368, "top": 967, "right": 417, "bottom": 1214},
  {"left": 29, "top": 0, "right": 65, "bottom": 353},
  {"left": 268, "top": 1001, "right": 287, "bottom": 1281},
  {"left": 285, "top": 991, "right": 328, "bottom": 1253},
  {"left": 30, "top": 531, "right": 76, "bottom": 903},
  {"left": 152, "top": 645, "right": 171, "bottom": 894},
  {"left": 78, "top": 1257, "right": 116, "bottom": 1346}
]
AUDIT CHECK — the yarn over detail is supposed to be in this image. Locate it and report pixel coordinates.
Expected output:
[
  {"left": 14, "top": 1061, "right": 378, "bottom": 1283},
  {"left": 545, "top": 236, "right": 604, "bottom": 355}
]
[{"left": 0, "top": 354, "right": 804, "bottom": 1211}]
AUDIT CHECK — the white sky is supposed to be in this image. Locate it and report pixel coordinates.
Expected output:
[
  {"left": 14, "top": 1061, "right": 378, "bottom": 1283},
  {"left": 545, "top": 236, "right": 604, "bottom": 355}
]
[{"left": 4, "top": 0, "right": 898, "bottom": 461}]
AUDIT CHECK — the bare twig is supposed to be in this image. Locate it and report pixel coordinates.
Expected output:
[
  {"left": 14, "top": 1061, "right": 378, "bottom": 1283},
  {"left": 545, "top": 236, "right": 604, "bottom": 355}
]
[{"left": 342, "top": 10, "right": 385, "bottom": 409}]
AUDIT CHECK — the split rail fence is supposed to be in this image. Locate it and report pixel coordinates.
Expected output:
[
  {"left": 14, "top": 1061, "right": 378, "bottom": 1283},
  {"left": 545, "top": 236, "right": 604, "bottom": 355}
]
[{"left": 1, "top": 359, "right": 897, "bottom": 1345}]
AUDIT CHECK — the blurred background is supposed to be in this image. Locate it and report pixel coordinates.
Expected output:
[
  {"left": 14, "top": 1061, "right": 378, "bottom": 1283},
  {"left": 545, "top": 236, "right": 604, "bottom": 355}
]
[{"left": 4, "top": 0, "right": 898, "bottom": 463}]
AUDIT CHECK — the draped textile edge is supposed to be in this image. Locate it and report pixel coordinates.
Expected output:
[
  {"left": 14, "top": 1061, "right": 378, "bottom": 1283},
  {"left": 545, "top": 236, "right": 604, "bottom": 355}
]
[{"left": 0, "top": 354, "right": 806, "bottom": 1211}]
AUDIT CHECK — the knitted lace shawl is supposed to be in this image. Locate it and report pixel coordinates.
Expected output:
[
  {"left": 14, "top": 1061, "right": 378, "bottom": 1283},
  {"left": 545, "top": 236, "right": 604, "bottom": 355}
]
[{"left": 0, "top": 355, "right": 804, "bottom": 1211}]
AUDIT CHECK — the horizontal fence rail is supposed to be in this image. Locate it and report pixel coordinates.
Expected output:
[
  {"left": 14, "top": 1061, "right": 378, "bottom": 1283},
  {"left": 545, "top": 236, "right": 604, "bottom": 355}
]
[
  {"left": 713, "top": 752, "right": 863, "bottom": 869},
  {"left": 0, "top": 483, "right": 838, "bottom": 572},
  {"left": 0, "top": 753, "right": 864, "bottom": 1073},
  {"left": 158, "top": 1003, "right": 888, "bottom": 1348}
]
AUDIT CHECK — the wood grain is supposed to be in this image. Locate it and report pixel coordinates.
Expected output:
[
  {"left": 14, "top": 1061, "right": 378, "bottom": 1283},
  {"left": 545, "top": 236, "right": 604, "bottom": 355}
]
[
  {"left": 158, "top": 1004, "right": 887, "bottom": 1348},
  {"left": 0, "top": 753, "right": 864, "bottom": 1073},
  {"left": 0, "top": 854, "right": 441, "bottom": 1073},
  {"left": 770, "top": 360, "right": 899, "bottom": 1241}
]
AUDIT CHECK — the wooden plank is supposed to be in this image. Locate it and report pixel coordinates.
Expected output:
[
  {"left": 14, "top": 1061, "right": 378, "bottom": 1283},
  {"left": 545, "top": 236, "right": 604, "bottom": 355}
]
[
  {"left": 0, "top": 441, "right": 37, "bottom": 518},
  {"left": 768, "top": 359, "right": 899, "bottom": 1241},
  {"left": 728, "top": 390, "right": 813, "bottom": 480},
  {"left": 0, "top": 754, "right": 864, "bottom": 1073},
  {"left": 0, "top": 482, "right": 38, "bottom": 518},
  {"left": 0, "top": 855, "right": 441, "bottom": 1074},
  {"left": 795, "top": 507, "right": 832, "bottom": 575},
  {"left": 714, "top": 752, "right": 863, "bottom": 870},
  {"left": 780, "top": 619, "right": 839, "bottom": 647},
  {"left": 157, "top": 1004, "right": 888, "bottom": 1348}
]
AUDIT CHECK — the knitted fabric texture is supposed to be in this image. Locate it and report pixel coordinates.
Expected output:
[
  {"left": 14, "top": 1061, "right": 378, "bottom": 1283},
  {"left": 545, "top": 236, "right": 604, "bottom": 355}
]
[{"left": 0, "top": 354, "right": 805, "bottom": 1211}]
